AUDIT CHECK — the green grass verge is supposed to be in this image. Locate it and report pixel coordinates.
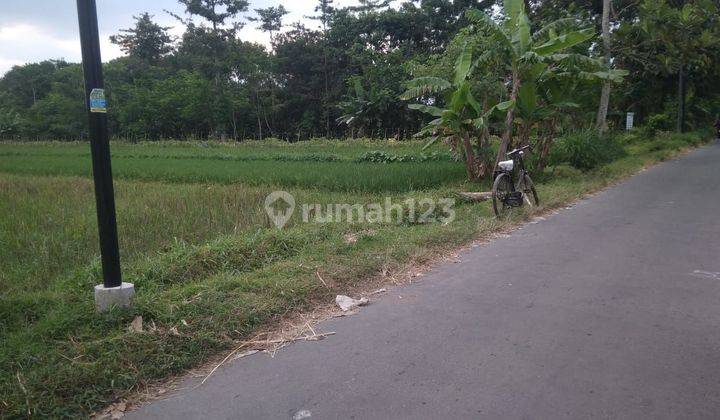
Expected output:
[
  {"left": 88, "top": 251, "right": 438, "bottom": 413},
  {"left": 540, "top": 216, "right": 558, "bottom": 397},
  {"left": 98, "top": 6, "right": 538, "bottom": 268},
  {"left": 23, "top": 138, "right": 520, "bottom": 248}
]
[{"left": 0, "top": 131, "right": 713, "bottom": 417}]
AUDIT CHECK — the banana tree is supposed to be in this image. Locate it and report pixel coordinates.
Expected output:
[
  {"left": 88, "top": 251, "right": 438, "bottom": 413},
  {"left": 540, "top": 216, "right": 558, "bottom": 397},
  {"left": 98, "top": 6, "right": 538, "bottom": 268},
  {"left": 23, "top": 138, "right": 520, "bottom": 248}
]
[
  {"left": 466, "top": 0, "right": 595, "bottom": 167},
  {"left": 529, "top": 73, "right": 586, "bottom": 173},
  {"left": 401, "top": 43, "right": 513, "bottom": 180},
  {"left": 338, "top": 76, "right": 394, "bottom": 138},
  {"left": 516, "top": 53, "right": 629, "bottom": 172}
]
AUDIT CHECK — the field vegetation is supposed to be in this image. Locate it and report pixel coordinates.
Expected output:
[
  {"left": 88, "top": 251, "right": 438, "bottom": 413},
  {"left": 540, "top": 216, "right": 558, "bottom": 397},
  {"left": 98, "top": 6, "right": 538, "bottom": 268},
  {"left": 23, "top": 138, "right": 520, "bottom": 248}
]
[
  {"left": 0, "top": 129, "right": 713, "bottom": 417},
  {"left": 0, "top": 140, "right": 463, "bottom": 192}
]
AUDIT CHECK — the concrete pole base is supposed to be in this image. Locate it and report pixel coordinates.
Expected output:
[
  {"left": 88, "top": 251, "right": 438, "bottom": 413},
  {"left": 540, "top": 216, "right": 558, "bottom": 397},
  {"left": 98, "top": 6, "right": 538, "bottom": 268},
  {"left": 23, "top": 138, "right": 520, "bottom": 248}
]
[{"left": 94, "top": 282, "right": 135, "bottom": 312}]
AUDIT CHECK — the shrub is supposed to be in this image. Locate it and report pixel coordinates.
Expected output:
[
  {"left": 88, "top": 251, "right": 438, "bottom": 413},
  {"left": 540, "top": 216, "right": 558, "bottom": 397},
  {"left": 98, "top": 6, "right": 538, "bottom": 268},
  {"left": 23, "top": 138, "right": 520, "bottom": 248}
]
[
  {"left": 645, "top": 113, "right": 673, "bottom": 135},
  {"left": 643, "top": 137, "right": 685, "bottom": 152},
  {"left": 614, "top": 129, "right": 645, "bottom": 144},
  {"left": 356, "top": 150, "right": 412, "bottom": 163},
  {"left": 355, "top": 150, "right": 452, "bottom": 163},
  {"left": 671, "top": 131, "right": 707, "bottom": 147},
  {"left": 649, "top": 131, "right": 706, "bottom": 151},
  {"left": 549, "top": 130, "right": 626, "bottom": 171}
]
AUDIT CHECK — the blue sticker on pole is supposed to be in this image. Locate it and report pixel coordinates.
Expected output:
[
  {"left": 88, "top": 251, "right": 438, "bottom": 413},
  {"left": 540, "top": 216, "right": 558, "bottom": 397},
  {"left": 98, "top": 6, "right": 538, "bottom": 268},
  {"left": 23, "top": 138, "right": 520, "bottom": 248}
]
[{"left": 90, "top": 88, "right": 107, "bottom": 113}]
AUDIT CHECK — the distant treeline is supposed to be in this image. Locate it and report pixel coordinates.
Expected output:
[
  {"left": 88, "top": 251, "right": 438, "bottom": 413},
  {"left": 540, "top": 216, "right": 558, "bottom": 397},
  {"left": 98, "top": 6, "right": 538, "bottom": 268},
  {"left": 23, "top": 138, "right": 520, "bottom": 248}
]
[{"left": 1, "top": 0, "right": 719, "bottom": 141}]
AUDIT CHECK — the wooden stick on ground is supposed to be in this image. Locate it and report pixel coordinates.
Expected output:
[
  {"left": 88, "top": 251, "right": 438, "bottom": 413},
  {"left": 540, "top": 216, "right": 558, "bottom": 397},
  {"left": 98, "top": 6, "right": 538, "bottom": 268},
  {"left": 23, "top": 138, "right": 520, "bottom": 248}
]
[
  {"left": 458, "top": 192, "right": 493, "bottom": 202},
  {"left": 198, "top": 331, "right": 336, "bottom": 386}
]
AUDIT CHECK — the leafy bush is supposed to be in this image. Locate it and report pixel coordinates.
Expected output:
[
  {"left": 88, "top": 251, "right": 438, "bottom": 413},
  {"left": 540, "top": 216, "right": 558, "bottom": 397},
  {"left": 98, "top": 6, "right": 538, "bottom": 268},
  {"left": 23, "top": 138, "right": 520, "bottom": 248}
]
[
  {"left": 645, "top": 113, "right": 673, "bottom": 134},
  {"left": 672, "top": 131, "right": 708, "bottom": 147},
  {"left": 356, "top": 150, "right": 412, "bottom": 163},
  {"left": 550, "top": 130, "right": 626, "bottom": 171},
  {"left": 271, "top": 153, "right": 341, "bottom": 162},
  {"left": 356, "top": 150, "right": 451, "bottom": 163},
  {"left": 0, "top": 110, "right": 22, "bottom": 138}
]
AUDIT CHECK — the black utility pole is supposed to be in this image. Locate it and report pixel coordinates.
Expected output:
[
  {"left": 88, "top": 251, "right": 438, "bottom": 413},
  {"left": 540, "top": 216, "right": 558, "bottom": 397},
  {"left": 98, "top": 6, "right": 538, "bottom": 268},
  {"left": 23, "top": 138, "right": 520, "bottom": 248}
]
[{"left": 77, "top": 0, "right": 122, "bottom": 288}]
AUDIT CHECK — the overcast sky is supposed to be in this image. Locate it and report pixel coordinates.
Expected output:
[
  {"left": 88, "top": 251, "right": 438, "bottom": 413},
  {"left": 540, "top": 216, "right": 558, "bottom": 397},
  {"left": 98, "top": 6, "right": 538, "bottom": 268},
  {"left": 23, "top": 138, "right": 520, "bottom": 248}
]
[{"left": 0, "top": 0, "right": 365, "bottom": 76}]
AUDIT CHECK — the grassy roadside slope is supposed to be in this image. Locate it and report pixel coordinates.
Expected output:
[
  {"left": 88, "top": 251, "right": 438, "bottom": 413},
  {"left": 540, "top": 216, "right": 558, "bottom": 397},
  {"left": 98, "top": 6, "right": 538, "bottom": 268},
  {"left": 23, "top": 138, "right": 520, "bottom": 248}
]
[{"left": 0, "top": 131, "right": 713, "bottom": 417}]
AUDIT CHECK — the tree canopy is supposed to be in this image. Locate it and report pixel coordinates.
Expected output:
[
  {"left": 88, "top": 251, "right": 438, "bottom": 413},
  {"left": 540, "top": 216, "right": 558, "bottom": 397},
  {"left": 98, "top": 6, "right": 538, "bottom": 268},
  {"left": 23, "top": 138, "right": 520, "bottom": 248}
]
[{"left": 1, "top": 0, "right": 719, "bottom": 142}]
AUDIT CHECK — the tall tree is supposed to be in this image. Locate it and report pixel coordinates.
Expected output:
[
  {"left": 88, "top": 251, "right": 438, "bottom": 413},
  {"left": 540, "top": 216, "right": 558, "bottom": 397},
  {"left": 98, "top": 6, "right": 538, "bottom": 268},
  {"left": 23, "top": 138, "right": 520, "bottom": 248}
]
[
  {"left": 249, "top": 5, "right": 289, "bottom": 43},
  {"left": 0, "top": 60, "right": 68, "bottom": 109},
  {"left": 349, "top": 0, "right": 391, "bottom": 13},
  {"left": 176, "top": 0, "right": 249, "bottom": 31},
  {"left": 110, "top": 13, "right": 174, "bottom": 64},
  {"left": 309, "top": 0, "right": 336, "bottom": 28},
  {"left": 174, "top": 0, "right": 251, "bottom": 137},
  {"left": 307, "top": 0, "right": 336, "bottom": 137},
  {"left": 595, "top": 0, "right": 612, "bottom": 133},
  {"left": 172, "top": 0, "right": 250, "bottom": 77},
  {"left": 639, "top": 0, "right": 720, "bottom": 132},
  {"left": 248, "top": 5, "right": 289, "bottom": 136}
]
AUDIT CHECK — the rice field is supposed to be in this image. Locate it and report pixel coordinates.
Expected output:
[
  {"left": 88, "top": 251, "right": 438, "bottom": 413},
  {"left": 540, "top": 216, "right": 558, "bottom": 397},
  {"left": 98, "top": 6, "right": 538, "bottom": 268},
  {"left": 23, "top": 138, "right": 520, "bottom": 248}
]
[{"left": 0, "top": 140, "right": 463, "bottom": 192}]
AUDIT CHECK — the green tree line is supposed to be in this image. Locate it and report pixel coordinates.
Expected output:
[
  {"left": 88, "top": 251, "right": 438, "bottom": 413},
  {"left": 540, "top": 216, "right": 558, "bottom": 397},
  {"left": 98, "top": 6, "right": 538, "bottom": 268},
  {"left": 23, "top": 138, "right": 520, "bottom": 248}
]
[{"left": 0, "top": 0, "right": 719, "bottom": 142}]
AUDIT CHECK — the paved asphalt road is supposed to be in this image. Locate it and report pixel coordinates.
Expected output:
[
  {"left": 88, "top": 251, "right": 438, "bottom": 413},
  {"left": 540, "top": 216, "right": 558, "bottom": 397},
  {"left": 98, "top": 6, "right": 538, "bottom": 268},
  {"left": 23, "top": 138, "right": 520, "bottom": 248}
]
[{"left": 130, "top": 142, "right": 720, "bottom": 420}]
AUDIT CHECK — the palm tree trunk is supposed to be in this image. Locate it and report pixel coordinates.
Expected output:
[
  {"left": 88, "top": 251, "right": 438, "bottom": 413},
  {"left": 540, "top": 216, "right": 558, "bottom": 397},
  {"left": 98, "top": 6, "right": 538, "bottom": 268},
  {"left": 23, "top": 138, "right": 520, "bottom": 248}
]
[
  {"left": 596, "top": 83, "right": 612, "bottom": 133},
  {"left": 595, "top": 0, "right": 612, "bottom": 134},
  {"left": 496, "top": 71, "right": 521, "bottom": 167}
]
